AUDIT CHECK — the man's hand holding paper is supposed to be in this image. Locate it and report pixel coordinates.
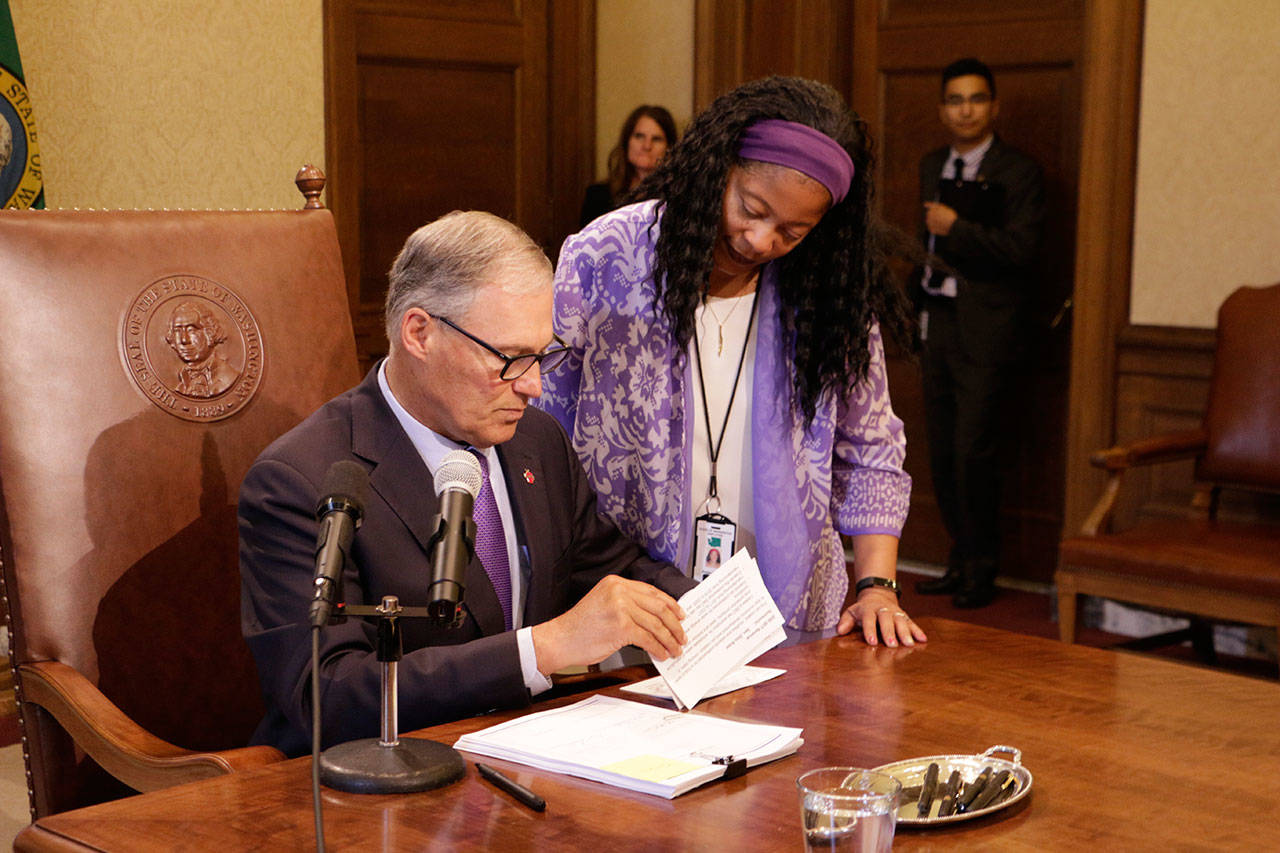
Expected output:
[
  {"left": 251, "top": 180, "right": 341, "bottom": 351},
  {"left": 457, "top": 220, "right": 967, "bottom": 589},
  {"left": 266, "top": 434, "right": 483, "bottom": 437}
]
[{"left": 652, "top": 550, "right": 786, "bottom": 709}]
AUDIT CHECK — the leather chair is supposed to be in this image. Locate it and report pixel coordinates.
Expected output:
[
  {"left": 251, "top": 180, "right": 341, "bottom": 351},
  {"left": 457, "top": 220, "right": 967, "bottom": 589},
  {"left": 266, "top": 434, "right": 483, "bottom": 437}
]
[
  {"left": 0, "top": 168, "right": 362, "bottom": 817},
  {"left": 1056, "top": 283, "right": 1280, "bottom": 672}
]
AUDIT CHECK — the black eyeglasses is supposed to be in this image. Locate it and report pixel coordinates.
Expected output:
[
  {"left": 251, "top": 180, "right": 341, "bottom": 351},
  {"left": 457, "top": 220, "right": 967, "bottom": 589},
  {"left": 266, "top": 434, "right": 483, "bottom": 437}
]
[{"left": 436, "top": 315, "right": 570, "bottom": 380}]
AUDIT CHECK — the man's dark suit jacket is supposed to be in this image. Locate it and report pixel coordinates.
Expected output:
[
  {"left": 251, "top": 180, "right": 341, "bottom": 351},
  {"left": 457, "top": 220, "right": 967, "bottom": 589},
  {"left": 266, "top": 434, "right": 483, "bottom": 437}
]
[
  {"left": 914, "top": 136, "right": 1046, "bottom": 364},
  {"left": 239, "top": 366, "right": 694, "bottom": 756}
]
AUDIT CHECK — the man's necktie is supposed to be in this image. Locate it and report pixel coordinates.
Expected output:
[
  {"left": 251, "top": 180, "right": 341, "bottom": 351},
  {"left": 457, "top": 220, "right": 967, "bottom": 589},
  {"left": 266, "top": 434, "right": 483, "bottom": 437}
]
[
  {"left": 953, "top": 156, "right": 966, "bottom": 184},
  {"left": 468, "top": 449, "right": 513, "bottom": 630}
]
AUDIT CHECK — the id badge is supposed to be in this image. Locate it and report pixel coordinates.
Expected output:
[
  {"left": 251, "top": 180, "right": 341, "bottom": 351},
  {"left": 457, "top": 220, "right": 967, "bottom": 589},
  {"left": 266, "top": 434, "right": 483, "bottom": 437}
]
[{"left": 693, "top": 512, "right": 736, "bottom": 581}]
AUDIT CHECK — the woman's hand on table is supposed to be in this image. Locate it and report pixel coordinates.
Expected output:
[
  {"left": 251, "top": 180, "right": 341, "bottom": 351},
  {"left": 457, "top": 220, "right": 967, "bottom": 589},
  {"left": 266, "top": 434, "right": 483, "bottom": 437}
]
[{"left": 838, "top": 587, "right": 928, "bottom": 647}]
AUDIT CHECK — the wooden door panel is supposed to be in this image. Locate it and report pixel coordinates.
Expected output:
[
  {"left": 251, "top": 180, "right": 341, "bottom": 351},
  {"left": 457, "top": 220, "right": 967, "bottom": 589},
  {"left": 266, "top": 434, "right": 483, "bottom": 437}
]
[
  {"left": 874, "top": 19, "right": 1082, "bottom": 583},
  {"left": 357, "top": 63, "right": 520, "bottom": 308},
  {"left": 327, "top": 0, "right": 576, "bottom": 369},
  {"left": 884, "top": 0, "right": 1082, "bottom": 25},
  {"left": 695, "top": 0, "right": 851, "bottom": 110}
]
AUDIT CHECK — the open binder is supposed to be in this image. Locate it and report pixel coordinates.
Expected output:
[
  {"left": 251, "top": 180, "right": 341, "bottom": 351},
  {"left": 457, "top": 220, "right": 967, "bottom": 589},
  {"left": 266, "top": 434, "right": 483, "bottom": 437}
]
[{"left": 454, "top": 694, "right": 803, "bottom": 798}]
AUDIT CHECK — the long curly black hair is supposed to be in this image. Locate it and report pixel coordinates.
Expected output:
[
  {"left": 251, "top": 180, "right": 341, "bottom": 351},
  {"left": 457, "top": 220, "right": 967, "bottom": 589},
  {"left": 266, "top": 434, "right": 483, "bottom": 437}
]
[{"left": 637, "top": 76, "right": 912, "bottom": 423}]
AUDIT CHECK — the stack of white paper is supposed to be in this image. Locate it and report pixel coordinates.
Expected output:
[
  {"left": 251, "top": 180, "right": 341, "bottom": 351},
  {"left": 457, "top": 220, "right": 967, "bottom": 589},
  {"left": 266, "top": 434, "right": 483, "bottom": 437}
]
[
  {"left": 454, "top": 694, "right": 803, "bottom": 798},
  {"left": 652, "top": 549, "right": 787, "bottom": 709}
]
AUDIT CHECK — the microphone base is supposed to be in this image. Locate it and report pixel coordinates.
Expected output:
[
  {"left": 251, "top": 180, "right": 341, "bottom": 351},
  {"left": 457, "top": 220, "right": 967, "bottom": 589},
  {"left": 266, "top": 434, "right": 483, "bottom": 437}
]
[{"left": 318, "top": 736, "right": 466, "bottom": 794}]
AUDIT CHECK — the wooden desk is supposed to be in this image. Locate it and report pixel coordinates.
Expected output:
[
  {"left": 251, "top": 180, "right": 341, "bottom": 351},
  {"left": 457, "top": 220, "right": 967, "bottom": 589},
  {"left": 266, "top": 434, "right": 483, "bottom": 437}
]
[{"left": 15, "top": 619, "right": 1280, "bottom": 850}]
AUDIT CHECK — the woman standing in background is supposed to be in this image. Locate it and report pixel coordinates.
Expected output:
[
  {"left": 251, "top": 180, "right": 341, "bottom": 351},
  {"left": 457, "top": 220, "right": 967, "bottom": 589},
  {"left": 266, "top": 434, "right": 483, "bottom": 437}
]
[{"left": 578, "top": 104, "right": 678, "bottom": 227}]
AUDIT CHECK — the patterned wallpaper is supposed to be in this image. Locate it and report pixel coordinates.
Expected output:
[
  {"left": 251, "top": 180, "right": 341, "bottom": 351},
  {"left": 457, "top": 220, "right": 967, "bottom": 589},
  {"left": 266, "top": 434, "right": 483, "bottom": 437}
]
[
  {"left": 1130, "top": 0, "right": 1280, "bottom": 328},
  {"left": 9, "top": 0, "right": 324, "bottom": 210}
]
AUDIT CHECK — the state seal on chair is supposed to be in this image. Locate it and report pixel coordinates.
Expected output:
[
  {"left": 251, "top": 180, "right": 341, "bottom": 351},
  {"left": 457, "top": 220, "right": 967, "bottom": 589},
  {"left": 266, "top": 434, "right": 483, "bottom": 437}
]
[{"left": 120, "top": 275, "right": 265, "bottom": 422}]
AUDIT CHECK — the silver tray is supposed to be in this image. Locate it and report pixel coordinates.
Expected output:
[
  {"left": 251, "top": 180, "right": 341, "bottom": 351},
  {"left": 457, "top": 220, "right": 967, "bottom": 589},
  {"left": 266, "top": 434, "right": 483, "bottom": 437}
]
[{"left": 873, "top": 745, "right": 1032, "bottom": 826}]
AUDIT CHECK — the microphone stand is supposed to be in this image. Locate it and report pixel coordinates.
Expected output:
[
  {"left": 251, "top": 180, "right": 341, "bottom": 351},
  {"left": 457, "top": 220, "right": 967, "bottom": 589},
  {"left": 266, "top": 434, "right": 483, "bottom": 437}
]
[{"left": 317, "top": 595, "right": 467, "bottom": 793}]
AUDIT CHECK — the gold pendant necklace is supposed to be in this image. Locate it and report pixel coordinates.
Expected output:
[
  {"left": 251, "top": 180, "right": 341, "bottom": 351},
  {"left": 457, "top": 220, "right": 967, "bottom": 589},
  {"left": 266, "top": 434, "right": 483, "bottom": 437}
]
[
  {"left": 703, "top": 298, "right": 741, "bottom": 356},
  {"left": 702, "top": 273, "right": 759, "bottom": 356}
]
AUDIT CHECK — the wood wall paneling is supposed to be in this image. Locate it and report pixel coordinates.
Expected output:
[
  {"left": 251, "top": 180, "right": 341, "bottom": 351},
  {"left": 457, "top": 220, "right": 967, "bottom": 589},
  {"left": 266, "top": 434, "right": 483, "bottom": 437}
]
[
  {"left": 326, "top": 0, "right": 574, "bottom": 368},
  {"left": 547, "top": 1, "right": 596, "bottom": 256},
  {"left": 882, "top": 0, "right": 1084, "bottom": 27},
  {"left": 694, "top": 0, "right": 851, "bottom": 112},
  {"left": 1110, "top": 324, "right": 1214, "bottom": 530}
]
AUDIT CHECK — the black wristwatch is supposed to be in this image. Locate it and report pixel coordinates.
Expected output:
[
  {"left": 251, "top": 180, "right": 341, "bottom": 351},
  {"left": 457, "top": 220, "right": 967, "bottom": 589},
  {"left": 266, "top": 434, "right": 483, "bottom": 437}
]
[{"left": 854, "top": 576, "right": 902, "bottom": 599}]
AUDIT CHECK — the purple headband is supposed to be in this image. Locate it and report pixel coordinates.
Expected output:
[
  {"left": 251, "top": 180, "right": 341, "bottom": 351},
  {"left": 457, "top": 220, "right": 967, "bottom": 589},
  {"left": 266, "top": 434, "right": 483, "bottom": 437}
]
[{"left": 735, "top": 119, "right": 855, "bottom": 204}]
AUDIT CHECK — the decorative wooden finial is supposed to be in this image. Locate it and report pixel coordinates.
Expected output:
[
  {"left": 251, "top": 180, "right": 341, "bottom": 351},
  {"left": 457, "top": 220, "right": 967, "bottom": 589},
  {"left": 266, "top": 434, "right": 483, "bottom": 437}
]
[{"left": 295, "top": 165, "right": 326, "bottom": 209}]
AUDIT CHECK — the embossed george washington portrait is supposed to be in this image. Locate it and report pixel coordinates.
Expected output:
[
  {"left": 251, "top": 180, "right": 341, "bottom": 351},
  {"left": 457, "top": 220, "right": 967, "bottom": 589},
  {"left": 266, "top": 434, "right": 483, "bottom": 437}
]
[{"left": 121, "top": 276, "right": 264, "bottom": 423}]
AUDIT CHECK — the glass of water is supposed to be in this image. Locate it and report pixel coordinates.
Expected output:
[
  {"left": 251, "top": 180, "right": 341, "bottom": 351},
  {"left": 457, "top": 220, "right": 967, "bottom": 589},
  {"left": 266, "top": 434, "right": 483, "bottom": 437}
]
[{"left": 796, "top": 767, "right": 901, "bottom": 852}]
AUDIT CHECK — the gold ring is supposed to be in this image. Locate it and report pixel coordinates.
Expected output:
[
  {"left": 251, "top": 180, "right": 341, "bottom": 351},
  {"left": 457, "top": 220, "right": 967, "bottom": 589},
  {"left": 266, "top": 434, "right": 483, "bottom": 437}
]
[
  {"left": 894, "top": 611, "right": 907, "bottom": 617},
  {"left": 877, "top": 606, "right": 890, "bottom": 613}
]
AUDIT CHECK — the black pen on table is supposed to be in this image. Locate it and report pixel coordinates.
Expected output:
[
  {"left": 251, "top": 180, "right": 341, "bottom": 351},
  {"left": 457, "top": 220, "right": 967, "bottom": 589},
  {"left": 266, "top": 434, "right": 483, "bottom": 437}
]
[{"left": 476, "top": 762, "right": 547, "bottom": 812}]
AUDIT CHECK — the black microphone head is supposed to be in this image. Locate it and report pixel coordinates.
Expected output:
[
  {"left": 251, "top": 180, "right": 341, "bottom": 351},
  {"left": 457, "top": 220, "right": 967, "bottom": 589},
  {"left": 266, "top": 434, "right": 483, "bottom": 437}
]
[
  {"left": 316, "top": 460, "right": 369, "bottom": 521},
  {"left": 433, "top": 450, "right": 483, "bottom": 499}
]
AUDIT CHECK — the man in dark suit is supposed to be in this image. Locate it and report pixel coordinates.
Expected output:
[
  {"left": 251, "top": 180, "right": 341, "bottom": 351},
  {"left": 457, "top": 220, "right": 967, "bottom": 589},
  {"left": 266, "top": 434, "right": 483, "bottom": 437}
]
[
  {"left": 240, "top": 210, "right": 692, "bottom": 756},
  {"left": 912, "top": 58, "right": 1046, "bottom": 608}
]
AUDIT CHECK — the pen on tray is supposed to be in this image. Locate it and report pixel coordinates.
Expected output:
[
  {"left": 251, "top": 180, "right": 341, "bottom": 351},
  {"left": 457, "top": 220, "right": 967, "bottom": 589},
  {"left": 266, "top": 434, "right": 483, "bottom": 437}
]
[{"left": 476, "top": 762, "right": 547, "bottom": 812}]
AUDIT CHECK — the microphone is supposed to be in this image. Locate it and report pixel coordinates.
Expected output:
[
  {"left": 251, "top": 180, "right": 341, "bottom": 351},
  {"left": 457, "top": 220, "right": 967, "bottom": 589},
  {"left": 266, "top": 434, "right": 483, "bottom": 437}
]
[
  {"left": 427, "top": 449, "right": 483, "bottom": 624},
  {"left": 309, "top": 460, "right": 369, "bottom": 628},
  {"left": 314, "top": 453, "right": 475, "bottom": 796}
]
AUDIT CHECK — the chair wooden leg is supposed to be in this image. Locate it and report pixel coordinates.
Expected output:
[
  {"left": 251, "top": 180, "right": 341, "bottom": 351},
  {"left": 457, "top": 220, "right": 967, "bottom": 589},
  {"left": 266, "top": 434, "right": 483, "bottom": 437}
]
[
  {"left": 1055, "top": 574, "right": 1078, "bottom": 643},
  {"left": 1188, "top": 618, "right": 1217, "bottom": 664}
]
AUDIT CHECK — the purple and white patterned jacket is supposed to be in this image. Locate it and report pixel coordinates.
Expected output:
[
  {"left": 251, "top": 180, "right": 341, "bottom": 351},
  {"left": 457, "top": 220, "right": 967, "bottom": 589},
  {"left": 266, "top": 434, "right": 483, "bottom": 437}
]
[{"left": 537, "top": 201, "right": 911, "bottom": 630}]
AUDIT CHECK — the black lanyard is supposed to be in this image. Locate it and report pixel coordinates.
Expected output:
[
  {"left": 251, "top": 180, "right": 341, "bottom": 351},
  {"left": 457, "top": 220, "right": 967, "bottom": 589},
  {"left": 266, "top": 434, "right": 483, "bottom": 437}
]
[{"left": 692, "top": 285, "right": 761, "bottom": 501}]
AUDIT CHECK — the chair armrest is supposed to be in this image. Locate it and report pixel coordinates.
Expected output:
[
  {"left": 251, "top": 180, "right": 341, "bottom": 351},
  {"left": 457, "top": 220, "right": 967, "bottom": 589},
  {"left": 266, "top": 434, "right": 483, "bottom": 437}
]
[
  {"left": 1077, "top": 429, "right": 1209, "bottom": 535},
  {"left": 1089, "top": 428, "right": 1208, "bottom": 471},
  {"left": 18, "top": 660, "right": 283, "bottom": 793}
]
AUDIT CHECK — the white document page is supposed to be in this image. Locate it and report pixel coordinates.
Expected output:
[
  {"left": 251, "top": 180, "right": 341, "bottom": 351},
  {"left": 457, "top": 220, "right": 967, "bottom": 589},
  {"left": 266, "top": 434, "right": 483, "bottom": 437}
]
[
  {"left": 621, "top": 665, "right": 785, "bottom": 703},
  {"left": 652, "top": 549, "right": 786, "bottom": 709}
]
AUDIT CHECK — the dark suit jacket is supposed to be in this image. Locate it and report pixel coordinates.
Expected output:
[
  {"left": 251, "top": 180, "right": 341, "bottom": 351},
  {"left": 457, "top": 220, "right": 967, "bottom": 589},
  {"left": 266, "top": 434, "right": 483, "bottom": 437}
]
[
  {"left": 239, "top": 366, "right": 693, "bottom": 756},
  {"left": 914, "top": 136, "right": 1046, "bottom": 364}
]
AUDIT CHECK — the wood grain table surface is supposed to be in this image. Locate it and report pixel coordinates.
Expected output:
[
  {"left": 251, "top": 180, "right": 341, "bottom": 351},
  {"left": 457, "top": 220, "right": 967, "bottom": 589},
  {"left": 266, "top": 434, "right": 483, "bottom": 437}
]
[{"left": 15, "top": 618, "right": 1280, "bottom": 851}]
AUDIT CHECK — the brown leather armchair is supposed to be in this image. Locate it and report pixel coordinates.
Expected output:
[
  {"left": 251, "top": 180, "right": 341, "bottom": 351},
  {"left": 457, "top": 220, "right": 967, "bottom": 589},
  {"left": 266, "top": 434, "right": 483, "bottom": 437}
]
[
  {"left": 0, "top": 169, "right": 362, "bottom": 817},
  {"left": 1056, "top": 283, "right": 1280, "bottom": 671}
]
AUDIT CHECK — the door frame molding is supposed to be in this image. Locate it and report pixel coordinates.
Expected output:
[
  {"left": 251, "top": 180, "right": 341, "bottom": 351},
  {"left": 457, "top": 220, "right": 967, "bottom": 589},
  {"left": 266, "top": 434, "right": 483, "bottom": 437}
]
[{"left": 1062, "top": 0, "right": 1145, "bottom": 536}]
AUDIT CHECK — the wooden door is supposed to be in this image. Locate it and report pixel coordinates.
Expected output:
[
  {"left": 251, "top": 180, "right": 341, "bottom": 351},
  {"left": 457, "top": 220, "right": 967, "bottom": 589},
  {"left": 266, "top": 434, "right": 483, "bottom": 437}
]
[
  {"left": 325, "top": 0, "right": 593, "bottom": 368},
  {"left": 858, "top": 1, "right": 1083, "bottom": 584},
  {"left": 696, "top": 0, "right": 1084, "bottom": 583},
  {"left": 694, "top": 0, "right": 853, "bottom": 110}
]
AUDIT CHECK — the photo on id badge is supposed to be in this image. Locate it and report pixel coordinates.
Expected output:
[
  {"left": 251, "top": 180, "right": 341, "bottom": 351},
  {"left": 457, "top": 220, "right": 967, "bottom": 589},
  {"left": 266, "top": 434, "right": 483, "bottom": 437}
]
[{"left": 693, "top": 513, "right": 736, "bottom": 581}]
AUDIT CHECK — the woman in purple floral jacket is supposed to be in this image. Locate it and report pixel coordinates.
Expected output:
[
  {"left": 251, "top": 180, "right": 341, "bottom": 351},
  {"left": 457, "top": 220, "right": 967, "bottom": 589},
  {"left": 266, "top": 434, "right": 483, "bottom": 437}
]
[{"left": 538, "top": 77, "right": 926, "bottom": 648}]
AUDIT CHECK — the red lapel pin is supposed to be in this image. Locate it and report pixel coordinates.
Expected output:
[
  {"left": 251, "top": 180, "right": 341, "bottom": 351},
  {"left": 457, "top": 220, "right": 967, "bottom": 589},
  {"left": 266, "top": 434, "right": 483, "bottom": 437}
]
[{"left": 523, "top": 468, "right": 535, "bottom": 484}]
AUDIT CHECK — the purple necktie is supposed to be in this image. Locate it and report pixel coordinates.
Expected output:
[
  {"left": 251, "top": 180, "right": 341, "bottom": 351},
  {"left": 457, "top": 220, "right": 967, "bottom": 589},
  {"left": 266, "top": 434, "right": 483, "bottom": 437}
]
[{"left": 469, "top": 449, "right": 512, "bottom": 630}]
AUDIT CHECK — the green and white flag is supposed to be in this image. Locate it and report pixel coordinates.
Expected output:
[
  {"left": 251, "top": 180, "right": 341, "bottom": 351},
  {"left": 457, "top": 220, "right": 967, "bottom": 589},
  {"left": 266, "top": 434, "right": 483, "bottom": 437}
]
[{"left": 0, "top": 0, "right": 42, "bottom": 209}]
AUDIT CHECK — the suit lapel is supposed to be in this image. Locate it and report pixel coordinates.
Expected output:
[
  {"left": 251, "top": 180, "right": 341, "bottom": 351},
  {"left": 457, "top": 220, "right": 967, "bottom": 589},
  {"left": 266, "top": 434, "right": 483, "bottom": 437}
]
[
  {"left": 348, "top": 368, "right": 507, "bottom": 634},
  {"left": 974, "top": 135, "right": 1003, "bottom": 182}
]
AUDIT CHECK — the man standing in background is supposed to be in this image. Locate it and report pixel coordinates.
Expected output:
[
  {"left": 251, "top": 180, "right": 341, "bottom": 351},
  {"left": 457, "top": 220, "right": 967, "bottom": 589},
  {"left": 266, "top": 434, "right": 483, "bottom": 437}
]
[{"left": 912, "top": 58, "right": 1045, "bottom": 609}]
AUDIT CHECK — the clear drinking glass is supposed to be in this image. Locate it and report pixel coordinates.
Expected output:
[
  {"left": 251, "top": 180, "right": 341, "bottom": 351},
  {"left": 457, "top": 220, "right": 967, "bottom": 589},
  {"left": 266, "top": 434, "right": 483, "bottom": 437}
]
[{"left": 796, "top": 767, "right": 901, "bottom": 852}]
